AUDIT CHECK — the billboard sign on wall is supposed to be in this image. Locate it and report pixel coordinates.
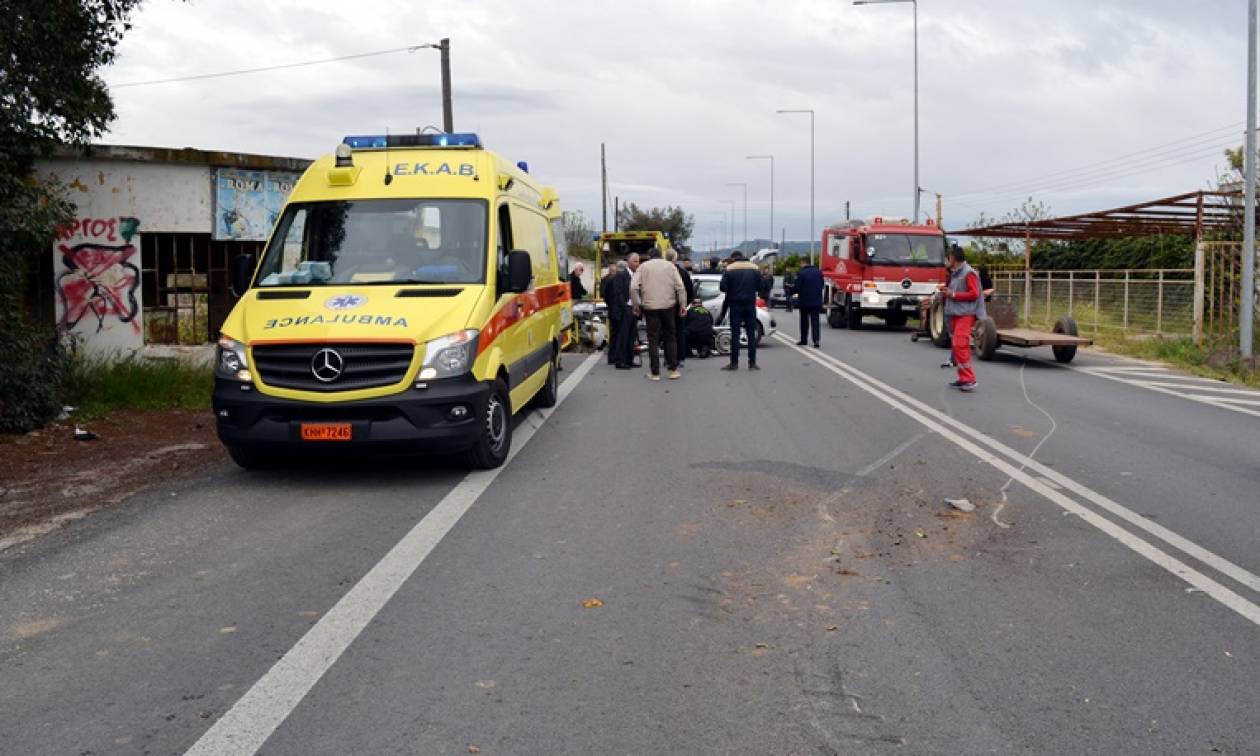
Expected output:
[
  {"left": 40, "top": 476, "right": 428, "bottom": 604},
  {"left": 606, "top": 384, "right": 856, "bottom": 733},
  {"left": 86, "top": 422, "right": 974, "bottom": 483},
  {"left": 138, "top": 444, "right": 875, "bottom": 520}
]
[{"left": 213, "top": 168, "right": 301, "bottom": 241}]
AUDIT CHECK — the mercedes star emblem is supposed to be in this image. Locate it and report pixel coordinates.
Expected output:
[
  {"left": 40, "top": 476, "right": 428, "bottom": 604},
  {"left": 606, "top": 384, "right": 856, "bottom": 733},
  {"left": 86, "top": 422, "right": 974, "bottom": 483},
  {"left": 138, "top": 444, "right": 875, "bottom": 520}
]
[{"left": 311, "top": 348, "right": 345, "bottom": 383}]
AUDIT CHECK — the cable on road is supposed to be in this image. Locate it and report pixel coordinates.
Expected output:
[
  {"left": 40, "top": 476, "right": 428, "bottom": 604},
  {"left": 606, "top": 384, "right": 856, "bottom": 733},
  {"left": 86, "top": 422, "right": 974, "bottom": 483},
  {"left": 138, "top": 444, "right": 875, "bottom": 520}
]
[{"left": 992, "top": 357, "right": 1059, "bottom": 529}]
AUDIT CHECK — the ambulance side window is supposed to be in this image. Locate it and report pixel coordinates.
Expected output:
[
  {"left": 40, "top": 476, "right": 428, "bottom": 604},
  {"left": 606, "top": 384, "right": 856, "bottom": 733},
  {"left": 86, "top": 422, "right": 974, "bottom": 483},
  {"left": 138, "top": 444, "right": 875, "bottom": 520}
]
[
  {"left": 496, "top": 203, "right": 514, "bottom": 284},
  {"left": 550, "top": 218, "right": 568, "bottom": 274},
  {"left": 507, "top": 204, "right": 552, "bottom": 276}
]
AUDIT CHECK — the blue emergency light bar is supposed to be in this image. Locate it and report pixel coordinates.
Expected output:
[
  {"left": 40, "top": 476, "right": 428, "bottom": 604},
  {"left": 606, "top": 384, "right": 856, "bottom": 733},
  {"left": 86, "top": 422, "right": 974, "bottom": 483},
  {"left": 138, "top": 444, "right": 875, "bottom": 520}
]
[{"left": 341, "top": 132, "right": 483, "bottom": 150}]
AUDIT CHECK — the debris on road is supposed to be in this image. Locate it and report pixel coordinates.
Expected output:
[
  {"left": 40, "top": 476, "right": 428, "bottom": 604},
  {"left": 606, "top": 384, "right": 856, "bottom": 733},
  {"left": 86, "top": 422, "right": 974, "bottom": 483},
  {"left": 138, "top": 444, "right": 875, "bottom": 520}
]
[
  {"left": 945, "top": 498, "right": 976, "bottom": 513},
  {"left": 581, "top": 597, "right": 604, "bottom": 608},
  {"left": 73, "top": 426, "right": 100, "bottom": 441}
]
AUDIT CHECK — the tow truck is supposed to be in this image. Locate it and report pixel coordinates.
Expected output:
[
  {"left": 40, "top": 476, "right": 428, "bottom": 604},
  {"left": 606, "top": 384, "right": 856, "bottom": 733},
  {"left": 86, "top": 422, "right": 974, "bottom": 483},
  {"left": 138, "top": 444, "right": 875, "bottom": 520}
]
[{"left": 821, "top": 217, "right": 947, "bottom": 329}]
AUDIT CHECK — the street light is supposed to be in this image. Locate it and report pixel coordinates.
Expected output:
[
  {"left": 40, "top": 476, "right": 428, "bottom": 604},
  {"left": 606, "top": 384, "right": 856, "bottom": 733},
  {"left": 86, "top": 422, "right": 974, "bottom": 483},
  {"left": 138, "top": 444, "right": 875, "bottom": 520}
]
[
  {"left": 718, "top": 200, "right": 736, "bottom": 250},
  {"left": 777, "top": 109, "right": 815, "bottom": 265},
  {"left": 727, "top": 182, "right": 748, "bottom": 253},
  {"left": 746, "top": 155, "right": 774, "bottom": 250},
  {"left": 854, "top": 0, "right": 919, "bottom": 222}
]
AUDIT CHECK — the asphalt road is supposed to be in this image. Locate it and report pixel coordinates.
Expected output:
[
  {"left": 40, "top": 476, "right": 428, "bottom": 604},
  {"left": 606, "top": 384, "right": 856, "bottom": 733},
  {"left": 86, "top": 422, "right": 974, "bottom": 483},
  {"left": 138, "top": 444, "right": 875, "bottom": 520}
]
[{"left": 2, "top": 315, "right": 1258, "bottom": 755}]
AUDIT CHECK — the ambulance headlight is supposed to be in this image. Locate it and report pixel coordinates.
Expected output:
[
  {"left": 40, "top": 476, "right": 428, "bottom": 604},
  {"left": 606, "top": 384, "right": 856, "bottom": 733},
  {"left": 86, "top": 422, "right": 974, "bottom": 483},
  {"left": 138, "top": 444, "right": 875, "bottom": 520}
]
[
  {"left": 421, "top": 329, "right": 479, "bottom": 379},
  {"left": 216, "top": 336, "right": 252, "bottom": 383}
]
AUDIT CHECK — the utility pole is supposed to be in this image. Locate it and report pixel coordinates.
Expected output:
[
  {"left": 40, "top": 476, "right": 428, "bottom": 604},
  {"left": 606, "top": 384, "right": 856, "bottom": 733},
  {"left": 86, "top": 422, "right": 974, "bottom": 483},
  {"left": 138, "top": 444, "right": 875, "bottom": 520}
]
[
  {"left": 1244, "top": 0, "right": 1257, "bottom": 360},
  {"left": 845, "top": 200, "right": 850, "bottom": 221},
  {"left": 439, "top": 38, "right": 453, "bottom": 133},
  {"left": 614, "top": 197, "right": 620, "bottom": 232},
  {"left": 600, "top": 143, "right": 608, "bottom": 233}
]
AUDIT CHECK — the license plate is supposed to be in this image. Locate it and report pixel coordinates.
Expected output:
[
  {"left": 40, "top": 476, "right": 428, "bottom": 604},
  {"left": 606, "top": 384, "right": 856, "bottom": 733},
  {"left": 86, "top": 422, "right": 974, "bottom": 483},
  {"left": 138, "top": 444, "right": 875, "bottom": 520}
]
[{"left": 300, "top": 423, "right": 353, "bottom": 442}]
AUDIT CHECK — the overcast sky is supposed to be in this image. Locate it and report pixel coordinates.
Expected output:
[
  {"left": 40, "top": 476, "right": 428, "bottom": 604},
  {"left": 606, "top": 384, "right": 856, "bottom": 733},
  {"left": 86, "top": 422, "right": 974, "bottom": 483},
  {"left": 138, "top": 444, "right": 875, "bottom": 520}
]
[{"left": 103, "top": 0, "right": 1248, "bottom": 249}]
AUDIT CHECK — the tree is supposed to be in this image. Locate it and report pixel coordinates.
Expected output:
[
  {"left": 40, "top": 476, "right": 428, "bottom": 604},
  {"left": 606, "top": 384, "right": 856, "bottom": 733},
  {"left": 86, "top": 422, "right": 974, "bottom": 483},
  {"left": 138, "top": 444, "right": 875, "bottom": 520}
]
[
  {"left": 557, "top": 210, "right": 596, "bottom": 260},
  {"left": 616, "top": 203, "right": 695, "bottom": 251},
  {"left": 0, "top": 0, "right": 148, "bottom": 431}
]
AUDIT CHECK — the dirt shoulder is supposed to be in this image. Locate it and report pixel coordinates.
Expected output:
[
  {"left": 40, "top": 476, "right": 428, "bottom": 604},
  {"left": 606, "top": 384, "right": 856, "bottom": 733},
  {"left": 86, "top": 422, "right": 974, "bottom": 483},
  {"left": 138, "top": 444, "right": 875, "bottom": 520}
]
[{"left": 0, "top": 409, "right": 225, "bottom": 551}]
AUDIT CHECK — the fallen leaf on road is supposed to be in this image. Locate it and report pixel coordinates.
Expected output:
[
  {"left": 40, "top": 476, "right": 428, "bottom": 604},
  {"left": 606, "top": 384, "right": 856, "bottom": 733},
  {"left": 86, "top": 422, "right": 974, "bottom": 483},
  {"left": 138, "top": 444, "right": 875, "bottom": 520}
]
[
  {"left": 581, "top": 598, "right": 604, "bottom": 608},
  {"left": 755, "top": 642, "right": 769, "bottom": 649},
  {"left": 915, "top": 529, "right": 927, "bottom": 539},
  {"left": 826, "top": 625, "right": 839, "bottom": 632},
  {"left": 836, "top": 568, "right": 859, "bottom": 577},
  {"left": 468, "top": 746, "right": 480, "bottom": 753}
]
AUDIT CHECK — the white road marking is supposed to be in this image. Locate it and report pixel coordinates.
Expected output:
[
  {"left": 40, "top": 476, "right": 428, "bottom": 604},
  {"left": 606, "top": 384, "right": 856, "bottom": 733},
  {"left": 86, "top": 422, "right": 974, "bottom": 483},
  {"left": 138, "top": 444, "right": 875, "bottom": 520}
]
[
  {"left": 774, "top": 333, "right": 1260, "bottom": 626},
  {"left": 185, "top": 354, "right": 601, "bottom": 756},
  {"left": 1074, "top": 365, "right": 1260, "bottom": 419}
]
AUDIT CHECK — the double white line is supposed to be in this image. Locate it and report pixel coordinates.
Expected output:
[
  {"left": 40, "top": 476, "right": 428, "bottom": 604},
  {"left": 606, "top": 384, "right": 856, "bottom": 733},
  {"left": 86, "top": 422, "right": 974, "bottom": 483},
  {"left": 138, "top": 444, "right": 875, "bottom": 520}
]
[{"left": 774, "top": 333, "right": 1260, "bottom": 627}]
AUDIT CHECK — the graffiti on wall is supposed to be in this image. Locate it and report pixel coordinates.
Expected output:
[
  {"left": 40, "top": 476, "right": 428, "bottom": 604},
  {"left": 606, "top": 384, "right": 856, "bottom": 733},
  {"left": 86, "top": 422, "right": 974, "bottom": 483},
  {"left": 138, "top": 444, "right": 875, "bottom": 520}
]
[{"left": 55, "top": 217, "right": 142, "bottom": 335}]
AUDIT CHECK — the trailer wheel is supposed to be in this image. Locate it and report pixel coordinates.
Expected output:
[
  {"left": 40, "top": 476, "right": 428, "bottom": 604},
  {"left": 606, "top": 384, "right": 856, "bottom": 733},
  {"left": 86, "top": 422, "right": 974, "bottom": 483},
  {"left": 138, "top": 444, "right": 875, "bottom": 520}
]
[
  {"left": 827, "top": 307, "right": 846, "bottom": 329},
  {"left": 1052, "top": 316, "right": 1079, "bottom": 363},
  {"left": 846, "top": 299, "right": 864, "bottom": 330},
  {"left": 929, "top": 298, "right": 950, "bottom": 348},
  {"left": 975, "top": 317, "right": 999, "bottom": 361}
]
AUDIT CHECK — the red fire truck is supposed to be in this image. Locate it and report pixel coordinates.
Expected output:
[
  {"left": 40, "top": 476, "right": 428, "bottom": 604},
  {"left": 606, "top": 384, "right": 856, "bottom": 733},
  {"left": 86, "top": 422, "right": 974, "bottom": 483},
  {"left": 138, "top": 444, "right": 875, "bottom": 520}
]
[{"left": 820, "top": 217, "right": 948, "bottom": 329}]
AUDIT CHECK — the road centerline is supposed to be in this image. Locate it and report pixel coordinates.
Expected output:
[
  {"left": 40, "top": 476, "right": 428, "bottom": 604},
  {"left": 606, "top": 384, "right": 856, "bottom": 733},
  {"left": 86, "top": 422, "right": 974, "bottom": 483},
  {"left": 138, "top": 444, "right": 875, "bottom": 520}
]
[{"left": 184, "top": 353, "right": 600, "bottom": 756}]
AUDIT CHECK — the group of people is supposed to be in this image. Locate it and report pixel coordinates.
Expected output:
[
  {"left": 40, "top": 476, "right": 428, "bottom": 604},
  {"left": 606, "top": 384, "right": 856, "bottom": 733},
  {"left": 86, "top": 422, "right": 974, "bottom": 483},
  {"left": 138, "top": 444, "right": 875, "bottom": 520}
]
[{"left": 598, "top": 248, "right": 693, "bottom": 379}]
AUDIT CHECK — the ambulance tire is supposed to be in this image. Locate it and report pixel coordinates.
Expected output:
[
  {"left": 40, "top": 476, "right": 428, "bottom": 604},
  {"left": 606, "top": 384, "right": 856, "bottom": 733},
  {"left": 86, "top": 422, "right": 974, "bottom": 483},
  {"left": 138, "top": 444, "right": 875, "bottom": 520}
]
[
  {"left": 466, "top": 379, "right": 512, "bottom": 469},
  {"left": 534, "top": 350, "right": 559, "bottom": 408},
  {"left": 227, "top": 445, "right": 281, "bottom": 471}
]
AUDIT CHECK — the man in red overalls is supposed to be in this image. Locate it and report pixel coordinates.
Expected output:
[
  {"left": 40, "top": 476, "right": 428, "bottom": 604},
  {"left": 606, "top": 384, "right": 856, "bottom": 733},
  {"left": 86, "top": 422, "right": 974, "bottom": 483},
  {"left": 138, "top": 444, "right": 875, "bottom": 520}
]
[{"left": 938, "top": 246, "right": 985, "bottom": 392}]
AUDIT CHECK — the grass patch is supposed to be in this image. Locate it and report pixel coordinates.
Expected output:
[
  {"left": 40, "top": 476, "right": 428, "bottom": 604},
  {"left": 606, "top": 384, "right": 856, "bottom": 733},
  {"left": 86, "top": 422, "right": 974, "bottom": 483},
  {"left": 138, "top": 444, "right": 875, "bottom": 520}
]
[
  {"left": 64, "top": 355, "right": 213, "bottom": 421},
  {"left": 1096, "top": 334, "right": 1260, "bottom": 389}
]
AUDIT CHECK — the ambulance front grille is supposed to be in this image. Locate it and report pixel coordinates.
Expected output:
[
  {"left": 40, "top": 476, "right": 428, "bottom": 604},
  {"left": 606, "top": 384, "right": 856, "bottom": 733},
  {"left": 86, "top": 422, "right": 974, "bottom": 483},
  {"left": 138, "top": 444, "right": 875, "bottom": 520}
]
[{"left": 251, "top": 343, "right": 415, "bottom": 392}]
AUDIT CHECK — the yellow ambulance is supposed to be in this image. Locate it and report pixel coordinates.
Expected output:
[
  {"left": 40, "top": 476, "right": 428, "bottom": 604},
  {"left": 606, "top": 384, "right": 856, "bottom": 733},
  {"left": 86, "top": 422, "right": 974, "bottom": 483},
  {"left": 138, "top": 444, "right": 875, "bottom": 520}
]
[{"left": 213, "top": 132, "right": 570, "bottom": 469}]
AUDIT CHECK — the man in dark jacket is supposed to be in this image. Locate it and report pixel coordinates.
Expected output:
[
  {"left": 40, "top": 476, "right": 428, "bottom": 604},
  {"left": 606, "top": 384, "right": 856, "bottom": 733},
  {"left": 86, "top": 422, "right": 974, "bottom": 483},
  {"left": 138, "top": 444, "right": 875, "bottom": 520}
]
[
  {"left": 568, "top": 263, "right": 587, "bottom": 301},
  {"left": 612, "top": 255, "right": 641, "bottom": 369},
  {"left": 672, "top": 250, "right": 695, "bottom": 367},
  {"left": 783, "top": 266, "right": 798, "bottom": 312},
  {"left": 758, "top": 267, "right": 774, "bottom": 302},
  {"left": 719, "top": 251, "right": 763, "bottom": 370},
  {"left": 599, "top": 261, "right": 619, "bottom": 364},
  {"left": 793, "top": 261, "right": 825, "bottom": 348}
]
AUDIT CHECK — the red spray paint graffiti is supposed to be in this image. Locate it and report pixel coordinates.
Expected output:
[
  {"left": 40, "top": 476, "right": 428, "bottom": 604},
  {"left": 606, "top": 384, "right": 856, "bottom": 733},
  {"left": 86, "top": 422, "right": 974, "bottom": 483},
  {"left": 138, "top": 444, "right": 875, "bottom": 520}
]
[{"left": 56, "top": 217, "right": 142, "bottom": 335}]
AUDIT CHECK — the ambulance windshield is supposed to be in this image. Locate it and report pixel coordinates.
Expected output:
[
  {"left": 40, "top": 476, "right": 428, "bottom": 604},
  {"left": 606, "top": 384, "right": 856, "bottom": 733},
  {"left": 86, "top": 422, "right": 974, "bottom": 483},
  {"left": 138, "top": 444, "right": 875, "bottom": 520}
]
[
  {"left": 864, "top": 234, "right": 945, "bottom": 266},
  {"left": 255, "top": 199, "right": 488, "bottom": 286}
]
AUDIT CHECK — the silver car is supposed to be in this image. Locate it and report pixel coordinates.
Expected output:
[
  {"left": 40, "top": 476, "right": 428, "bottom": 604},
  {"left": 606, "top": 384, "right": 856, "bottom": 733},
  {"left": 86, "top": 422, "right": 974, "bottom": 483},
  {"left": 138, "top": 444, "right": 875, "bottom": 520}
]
[{"left": 690, "top": 273, "right": 777, "bottom": 345}]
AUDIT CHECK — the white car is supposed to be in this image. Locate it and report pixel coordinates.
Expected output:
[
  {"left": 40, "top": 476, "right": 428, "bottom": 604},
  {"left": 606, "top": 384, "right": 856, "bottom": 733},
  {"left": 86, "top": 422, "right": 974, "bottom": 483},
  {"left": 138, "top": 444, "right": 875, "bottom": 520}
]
[{"left": 690, "top": 273, "right": 777, "bottom": 345}]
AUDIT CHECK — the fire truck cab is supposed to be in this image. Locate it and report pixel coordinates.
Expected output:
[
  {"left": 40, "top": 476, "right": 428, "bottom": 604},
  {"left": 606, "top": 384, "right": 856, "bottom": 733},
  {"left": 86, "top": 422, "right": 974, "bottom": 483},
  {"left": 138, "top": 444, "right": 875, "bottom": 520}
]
[{"left": 820, "top": 217, "right": 947, "bottom": 330}]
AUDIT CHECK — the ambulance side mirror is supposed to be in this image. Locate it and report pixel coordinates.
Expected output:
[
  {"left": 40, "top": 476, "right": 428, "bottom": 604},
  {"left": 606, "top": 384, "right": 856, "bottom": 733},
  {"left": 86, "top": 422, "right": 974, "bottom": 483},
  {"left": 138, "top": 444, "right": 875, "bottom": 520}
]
[
  {"left": 230, "top": 254, "right": 256, "bottom": 298},
  {"left": 505, "top": 250, "right": 533, "bottom": 293}
]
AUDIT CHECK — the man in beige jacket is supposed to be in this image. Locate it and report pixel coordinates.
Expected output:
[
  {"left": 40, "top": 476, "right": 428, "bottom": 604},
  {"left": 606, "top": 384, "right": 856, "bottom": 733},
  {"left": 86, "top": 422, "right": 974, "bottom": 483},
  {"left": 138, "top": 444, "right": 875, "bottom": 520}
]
[{"left": 631, "top": 246, "right": 688, "bottom": 380}]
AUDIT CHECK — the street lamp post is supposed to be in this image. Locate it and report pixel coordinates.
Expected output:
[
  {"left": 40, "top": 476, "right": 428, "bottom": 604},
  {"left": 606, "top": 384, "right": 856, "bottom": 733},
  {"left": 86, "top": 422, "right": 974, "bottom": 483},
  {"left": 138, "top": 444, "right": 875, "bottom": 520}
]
[
  {"left": 718, "top": 200, "right": 736, "bottom": 250},
  {"left": 747, "top": 155, "right": 774, "bottom": 250},
  {"left": 854, "top": 0, "right": 918, "bottom": 222},
  {"left": 777, "top": 109, "right": 816, "bottom": 265},
  {"left": 727, "top": 182, "right": 748, "bottom": 253},
  {"left": 1244, "top": 0, "right": 1257, "bottom": 359}
]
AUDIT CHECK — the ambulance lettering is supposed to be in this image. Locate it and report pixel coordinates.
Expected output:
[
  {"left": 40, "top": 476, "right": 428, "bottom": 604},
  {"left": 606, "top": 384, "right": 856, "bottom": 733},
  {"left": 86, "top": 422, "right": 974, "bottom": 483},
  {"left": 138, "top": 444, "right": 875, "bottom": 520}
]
[
  {"left": 262, "top": 313, "right": 410, "bottom": 329},
  {"left": 391, "top": 162, "right": 476, "bottom": 177}
]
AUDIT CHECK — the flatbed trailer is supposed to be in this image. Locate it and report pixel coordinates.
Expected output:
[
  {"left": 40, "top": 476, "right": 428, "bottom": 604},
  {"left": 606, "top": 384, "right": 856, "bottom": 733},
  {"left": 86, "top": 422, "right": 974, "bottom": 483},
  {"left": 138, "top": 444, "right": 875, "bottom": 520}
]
[{"left": 917, "top": 293, "right": 1092, "bottom": 363}]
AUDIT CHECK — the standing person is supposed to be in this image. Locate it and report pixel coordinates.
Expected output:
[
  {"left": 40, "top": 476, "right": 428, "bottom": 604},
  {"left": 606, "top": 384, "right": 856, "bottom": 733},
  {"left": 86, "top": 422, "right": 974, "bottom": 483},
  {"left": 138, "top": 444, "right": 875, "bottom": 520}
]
[
  {"left": 783, "top": 265, "right": 798, "bottom": 312},
  {"left": 758, "top": 266, "right": 774, "bottom": 303},
  {"left": 613, "top": 255, "right": 641, "bottom": 369},
  {"left": 568, "top": 262, "right": 588, "bottom": 301},
  {"left": 794, "top": 259, "right": 824, "bottom": 348},
  {"left": 719, "top": 251, "right": 763, "bottom": 371},
  {"left": 631, "top": 247, "right": 687, "bottom": 381},
  {"left": 600, "top": 261, "right": 620, "bottom": 365},
  {"left": 670, "top": 249, "right": 695, "bottom": 368},
  {"left": 707, "top": 256, "right": 721, "bottom": 273},
  {"left": 939, "top": 246, "right": 986, "bottom": 392}
]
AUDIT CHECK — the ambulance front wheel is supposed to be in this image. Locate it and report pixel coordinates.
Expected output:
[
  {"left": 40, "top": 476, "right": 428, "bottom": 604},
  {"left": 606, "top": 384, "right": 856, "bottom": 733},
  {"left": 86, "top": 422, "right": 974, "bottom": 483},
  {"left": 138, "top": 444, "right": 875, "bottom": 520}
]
[
  {"left": 466, "top": 379, "right": 512, "bottom": 469},
  {"left": 227, "top": 445, "right": 281, "bottom": 471}
]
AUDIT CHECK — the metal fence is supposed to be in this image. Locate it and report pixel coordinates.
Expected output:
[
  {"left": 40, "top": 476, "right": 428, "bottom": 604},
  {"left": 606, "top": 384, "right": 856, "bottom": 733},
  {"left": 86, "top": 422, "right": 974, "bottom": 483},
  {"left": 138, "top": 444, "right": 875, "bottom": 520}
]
[{"left": 991, "top": 269, "right": 1196, "bottom": 337}]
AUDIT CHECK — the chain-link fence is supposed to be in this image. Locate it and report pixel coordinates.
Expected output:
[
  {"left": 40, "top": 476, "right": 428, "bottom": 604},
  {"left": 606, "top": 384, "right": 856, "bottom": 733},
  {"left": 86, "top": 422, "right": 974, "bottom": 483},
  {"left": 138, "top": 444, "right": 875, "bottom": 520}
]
[{"left": 991, "top": 269, "right": 1196, "bottom": 337}]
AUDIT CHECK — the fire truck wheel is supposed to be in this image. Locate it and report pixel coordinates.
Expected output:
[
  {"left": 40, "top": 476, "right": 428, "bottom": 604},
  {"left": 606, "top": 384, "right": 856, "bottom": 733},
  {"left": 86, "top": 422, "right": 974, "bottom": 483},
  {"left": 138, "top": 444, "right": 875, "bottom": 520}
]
[
  {"left": 886, "top": 311, "right": 908, "bottom": 328},
  {"left": 846, "top": 300, "right": 864, "bottom": 330},
  {"left": 827, "top": 307, "right": 847, "bottom": 329}
]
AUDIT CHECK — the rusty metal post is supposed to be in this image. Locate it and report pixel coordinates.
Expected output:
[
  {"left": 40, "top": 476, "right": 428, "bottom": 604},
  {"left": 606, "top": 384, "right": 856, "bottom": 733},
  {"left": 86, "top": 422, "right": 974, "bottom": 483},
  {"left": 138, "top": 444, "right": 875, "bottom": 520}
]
[
  {"left": 1023, "top": 225, "right": 1032, "bottom": 326},
  {"left": 1193, "top": 192, "right": 1206, "bottom": 346},
  {"left": 1094, "top": 270, "right": 1101, "bottom": 334},
  {"left": 1045, "top": 271, "right": 1052, "bottom": 327},
  {"left": 1068, "top": 270, "right": 1075, "bottom": 315},
  {"left": 1157, "top": 269, "right": 1165, "bottom": 334},
  {"left": 1123, "top": 270, "right": 1130, "bottom": 331}
]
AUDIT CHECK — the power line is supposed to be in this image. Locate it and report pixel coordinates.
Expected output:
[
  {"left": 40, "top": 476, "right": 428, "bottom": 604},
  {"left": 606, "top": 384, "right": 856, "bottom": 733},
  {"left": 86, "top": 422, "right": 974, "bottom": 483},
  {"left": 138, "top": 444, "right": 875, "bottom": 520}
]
[
  {"left": 109, "top": 44, "right": 431, "bottom": 89},
  {"left": 948, "top": 121, "right": 1245, "bottom": 201}
]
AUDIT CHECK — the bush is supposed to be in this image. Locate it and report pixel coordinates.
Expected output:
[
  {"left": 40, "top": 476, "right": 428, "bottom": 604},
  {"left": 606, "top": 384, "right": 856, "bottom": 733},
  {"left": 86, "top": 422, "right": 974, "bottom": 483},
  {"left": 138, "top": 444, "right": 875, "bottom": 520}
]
[{"left": 0, "top": 323, "right": 72, "bottom": 432}]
